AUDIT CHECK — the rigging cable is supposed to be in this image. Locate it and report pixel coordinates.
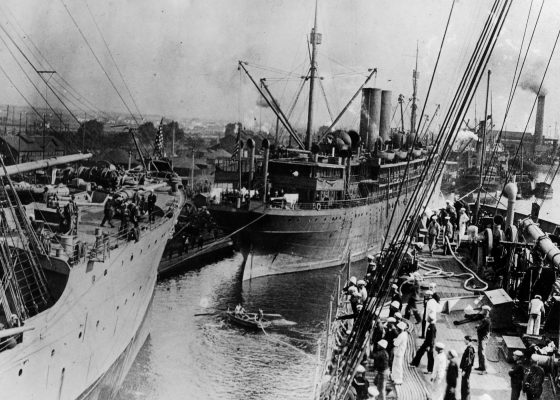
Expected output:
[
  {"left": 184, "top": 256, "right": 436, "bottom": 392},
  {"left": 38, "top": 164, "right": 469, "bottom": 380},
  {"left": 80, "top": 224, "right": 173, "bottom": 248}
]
[
  {"left": 59, "top": 0, "right": 141, "bottom": 126},
  {"left": 83, "top": 0, "right": 144, "bottom": 120}
]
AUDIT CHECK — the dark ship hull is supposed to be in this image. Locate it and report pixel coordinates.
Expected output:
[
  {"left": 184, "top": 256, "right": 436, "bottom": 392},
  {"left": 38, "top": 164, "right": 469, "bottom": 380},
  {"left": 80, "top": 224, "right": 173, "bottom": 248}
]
[{"left": 211, "top": 184, "right": 441, "bottom": 280}]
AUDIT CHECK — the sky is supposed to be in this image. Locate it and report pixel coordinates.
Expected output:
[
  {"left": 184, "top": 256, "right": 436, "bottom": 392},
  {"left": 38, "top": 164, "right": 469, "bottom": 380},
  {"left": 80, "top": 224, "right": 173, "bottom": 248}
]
[{"left": 2, "top": 0, "right": 560, "bottom": 137}]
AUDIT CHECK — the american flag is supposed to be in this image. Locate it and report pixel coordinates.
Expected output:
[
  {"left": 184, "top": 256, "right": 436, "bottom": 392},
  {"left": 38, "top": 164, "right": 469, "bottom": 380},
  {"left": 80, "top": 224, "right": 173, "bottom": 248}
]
[
  {"left": 154, "top": 118, "right": 164, "bottom": 159},
  {"left": 231, "top": 123, "right": 242, "bottom": 159}
]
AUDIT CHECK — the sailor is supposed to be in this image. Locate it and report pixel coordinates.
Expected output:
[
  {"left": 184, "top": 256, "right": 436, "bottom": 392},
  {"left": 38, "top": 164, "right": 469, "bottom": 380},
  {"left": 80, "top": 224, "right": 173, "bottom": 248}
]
[
  {"left": 428, "top": 282, "right": 441, "bottom": 303},
  {"left": 444, "top": 350, "right": 459, "bottom": 400},
  {"left": 367, "top": 254, "right": 377, "bottom": 274},
  {"left": 391, "top": 321, "right": 408, "bottom": 385},
  {"left": 385, "top": 317, "right": 397, "bottom": 367},
  {"left": 431, "top": 342, "right": 447, "bottom": 400},
  {"left": 443, "top": 216, "right": 454, "bottom": 255},
  {"left": 371, "top": 318, "right": 386, "bottom": 350},
  {"left": 509, "top": 350, "right": 525, "bottom": 400},
  {"left": 352, "top": 364, "right": 370, "bottom": 400},
  {"left": 422, "top": 290, "right": 439, "bottom": 338},
  {"left": 475, "top": 305, "right": 492, "bottom": 375},
  {"left": 524, "top": 357, "right": 545, "bottom": 400},
  {"left": 404, "top": 275, "right": 422, "bottom": 323},
  {"left": 410, "top": 314, "right": 436, "bottom": 373},
  {"left": 460, "top": 336, "right": 476, "bottom": 400},
  {"left": 147, "top": 189, "right": 157, "bottom": 222},
  {"left": 427, "top": 215, "right": 441, "bottom": 256},
  {"left": 65, "top": 195, "right": 79, "bottom": 234},
  {"left": 390, "top": 284, "right": 402, "bottom": 310},
  {"left": 348, "top": 286, "right": 361, "bottom": 314},
  {"left": 344, "top": 276, "right": 358, "bottom": 294},
  {"left": 373, "top": 339, "right": 390, "bottom": 400},
  {"left": 357, "top": 280, "right": 368, "bottom": 303},
  {"left": 445, "top": 200, "right": 457, "bottom": 226},
  {"left": 389, "top": 300, "right": 401, "bottom": 318},
  {"left": 100, "top": 196, "right": 115, "bottom": 228},
  {"left": 527, "top": 295, "right": 545, "bottom": 335},
  {"left": 119, "top": 202, "right": 131, "bottom": 239},
  {"left": 458, "top": 208, "right": 469, "bottom": 245}
]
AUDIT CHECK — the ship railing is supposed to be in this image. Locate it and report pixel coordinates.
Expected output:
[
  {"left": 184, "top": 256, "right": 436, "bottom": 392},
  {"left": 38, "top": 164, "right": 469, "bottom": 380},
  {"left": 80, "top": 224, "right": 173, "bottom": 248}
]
[
  {"left": 62, "top": 199, "right": 181, "bottom": 265},
  {"left": 294, "top": 195, "right": 386, "bottom": 211}
]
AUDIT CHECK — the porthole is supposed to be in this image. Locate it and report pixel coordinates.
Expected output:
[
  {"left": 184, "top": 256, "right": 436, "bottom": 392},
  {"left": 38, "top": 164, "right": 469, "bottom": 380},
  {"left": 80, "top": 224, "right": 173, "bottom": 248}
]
[
  {"left": 18, "top": 369, "right": 22, "bottom": 376},
  {"left": 78, "top": 332, "right": 82, "bottom": 339}
]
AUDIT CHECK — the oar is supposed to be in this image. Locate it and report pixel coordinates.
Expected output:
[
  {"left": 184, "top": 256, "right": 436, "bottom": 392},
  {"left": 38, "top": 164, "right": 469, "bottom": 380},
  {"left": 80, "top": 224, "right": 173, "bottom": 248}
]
[{"left": 194, "top": 312, "right": 218, "bottom": 317}]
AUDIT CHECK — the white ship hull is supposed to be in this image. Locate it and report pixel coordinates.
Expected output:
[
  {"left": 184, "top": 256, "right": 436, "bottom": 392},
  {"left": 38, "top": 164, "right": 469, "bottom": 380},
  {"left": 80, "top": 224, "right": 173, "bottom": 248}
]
[{"left": 0, "top": 206, "right": 179, "bottom": 399}]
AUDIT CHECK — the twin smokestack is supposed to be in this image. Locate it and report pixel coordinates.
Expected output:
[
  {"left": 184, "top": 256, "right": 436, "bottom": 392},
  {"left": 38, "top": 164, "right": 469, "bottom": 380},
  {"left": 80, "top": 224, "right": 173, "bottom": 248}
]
[{"left": 359, "top": 88, "right": 392, "bottom": 150}]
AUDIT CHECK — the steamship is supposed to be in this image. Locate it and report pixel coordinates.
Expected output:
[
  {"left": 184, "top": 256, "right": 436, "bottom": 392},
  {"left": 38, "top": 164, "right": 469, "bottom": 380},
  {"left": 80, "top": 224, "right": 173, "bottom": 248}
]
[
  {"left": 208, "top": 11, "right": 441, "bottom": 280},
  {"left": 0, "top": 153, "right": 182, "bottom": 399}
]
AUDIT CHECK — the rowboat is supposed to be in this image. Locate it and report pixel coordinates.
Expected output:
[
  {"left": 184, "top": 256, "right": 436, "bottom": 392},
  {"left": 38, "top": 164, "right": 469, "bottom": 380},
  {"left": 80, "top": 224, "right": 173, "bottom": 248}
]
[{"left": 225, "top": 310, "right": 271, "bottom": 330}]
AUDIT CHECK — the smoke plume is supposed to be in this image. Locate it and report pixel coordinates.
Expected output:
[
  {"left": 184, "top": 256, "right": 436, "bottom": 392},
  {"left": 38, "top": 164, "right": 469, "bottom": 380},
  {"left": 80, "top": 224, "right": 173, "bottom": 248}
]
[{"left": 519, "top": 63, "right": 548, "bottom": 96}]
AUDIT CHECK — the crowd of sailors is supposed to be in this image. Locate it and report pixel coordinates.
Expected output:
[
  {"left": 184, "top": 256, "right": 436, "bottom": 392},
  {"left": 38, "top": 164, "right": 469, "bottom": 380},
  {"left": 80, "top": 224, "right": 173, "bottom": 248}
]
[{"left": 332, "top": 253, "right": 547, "bottom": 400}]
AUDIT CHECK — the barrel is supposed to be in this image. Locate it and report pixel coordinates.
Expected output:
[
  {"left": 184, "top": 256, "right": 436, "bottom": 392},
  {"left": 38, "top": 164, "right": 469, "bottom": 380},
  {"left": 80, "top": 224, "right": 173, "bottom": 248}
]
[{"left": 59, "top": 234, "right": 74, "bottom": 256}]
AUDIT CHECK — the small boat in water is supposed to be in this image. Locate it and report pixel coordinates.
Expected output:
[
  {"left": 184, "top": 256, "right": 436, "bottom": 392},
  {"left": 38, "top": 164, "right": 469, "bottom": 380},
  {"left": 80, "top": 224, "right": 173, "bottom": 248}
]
[{"left": 225, "top": 310, "right": 271, "bottom": 330}]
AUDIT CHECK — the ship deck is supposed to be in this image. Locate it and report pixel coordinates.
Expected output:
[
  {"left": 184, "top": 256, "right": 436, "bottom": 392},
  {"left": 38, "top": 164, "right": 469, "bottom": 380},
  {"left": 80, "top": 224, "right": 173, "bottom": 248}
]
[{"left": 369, "top": 250, "right": 557, "bottom": 400}]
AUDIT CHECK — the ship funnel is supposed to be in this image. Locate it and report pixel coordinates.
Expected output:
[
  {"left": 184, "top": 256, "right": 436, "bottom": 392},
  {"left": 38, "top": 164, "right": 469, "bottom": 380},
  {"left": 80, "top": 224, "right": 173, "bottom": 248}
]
[
  {"left": 379, "top": 90, "right": 392, "bottom": 144},
  {"left": 534, "top": 95, "right": 545, "bottom": 155},
  {"left": 359, "top": 88, "right": 381, "bottom": 151}
]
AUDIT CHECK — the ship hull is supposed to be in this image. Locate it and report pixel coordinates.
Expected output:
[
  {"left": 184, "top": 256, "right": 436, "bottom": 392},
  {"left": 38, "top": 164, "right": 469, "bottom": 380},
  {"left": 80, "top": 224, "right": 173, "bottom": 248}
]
[
  {"left": 0, "top": 197, "right": 180, "bottom": 399},
  {"left": 211, "top": 190, "right": 442, "bottom": 280}
]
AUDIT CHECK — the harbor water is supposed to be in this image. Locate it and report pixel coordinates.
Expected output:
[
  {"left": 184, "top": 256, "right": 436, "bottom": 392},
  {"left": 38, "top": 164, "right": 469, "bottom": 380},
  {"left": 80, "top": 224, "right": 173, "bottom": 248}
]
[
  {"left": 116, "top": 167, "right": 560, "bottom": 400},
  {"left": 117, "top": 253, "right": 363, "bottom": 400}
]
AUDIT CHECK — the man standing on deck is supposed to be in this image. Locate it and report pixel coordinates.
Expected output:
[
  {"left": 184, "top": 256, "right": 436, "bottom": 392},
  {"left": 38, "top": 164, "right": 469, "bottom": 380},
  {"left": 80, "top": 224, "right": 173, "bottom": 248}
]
[
  {"left": 390, "top": 284, "right": 402, "bottom": 310},
  {"left": 147, "top": 189, "right": 157, "bottom": 223},
  {"left": 385, "top": 317, "right": 397, "bottom": 368},
  {"left": 428, "top": 215, "right": 441, "bottom": 256},
  {"left": 357, "top": 280, "right": 368, "bottom": 303},
  {"left": 410, "top": 315, "right": 436, "bottom": 373},
  {"left": 404, "top": 275, "right": 422, "bottom": 323},
  {"left": 431, "top": 342, "right": 447, "bottom": 400},
  {"left": 475, "top": 305, "right": 492, "bottom": 375},
  {"left": 509, "top": 350, "right": 525, "bottom": 400},
  {"left": 527, "top": 295, "right": 546, "bottom": 335},
  {"left": 422, "top": 290, "right": 438, "bottom": 338},
  {"left": 101, "top": 196, "right": 115, "bottom": 228},
  {"left": 460, "top": 336, "right": 476, "bottom": 400},
  {"left": 443, "top": 216, "right": 454, "bottom": 255},
  {"left": 373, "top": 339, "right": 390, "bottom": 400},
  {"left": 391, "top": 321, "right": 408, "bottom": 385},
  {"left": 444, "top": 350, "right": 459, "bottom": 400}
]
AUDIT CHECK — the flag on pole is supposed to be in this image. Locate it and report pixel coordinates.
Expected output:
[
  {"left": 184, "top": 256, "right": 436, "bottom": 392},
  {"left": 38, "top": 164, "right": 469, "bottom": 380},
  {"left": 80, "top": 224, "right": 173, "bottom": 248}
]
[
  {"left": 231, "top": 123, "right": 241, "bottom": 159},
  {"left": 154, "top": 118, "right": 164, "bottom": 159}
]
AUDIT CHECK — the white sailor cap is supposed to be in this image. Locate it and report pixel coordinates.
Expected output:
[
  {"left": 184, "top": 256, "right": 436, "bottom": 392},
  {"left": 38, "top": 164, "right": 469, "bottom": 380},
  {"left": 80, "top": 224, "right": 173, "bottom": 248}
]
[
  {"left": 397, "top": 321, "right": 407, "bottom": 330},
  {"left": 435, "top": 342, "right": 445, "bottom": 350},
  {"left": 348, "top": 286, "right": 358, "bottom": 294},
  {"left": 425, "top": 290, "right": 433, "bottom": 296},
  {"left": 386, "top": 317, "right": 397, "bottom": 323},
  {"left": 513, "top": 350, "right": 524, "bottom": 357},
  {"left": 367, "top": 254, "right": 374, "bottom": 260},
  {"left": 356, "top": 364, "right": 366, "bottom": 374},
  {"left": 357, "top": 280, "right": 366, "bottom": 286},
  {"left": 448, "top": 349, "right": 458, "bottom": 358},
  {"left": 378, "top": 339, "right": 388, "bottom": 349},
  {"left": 391, "top": 284, "right": 398, "bottom": 290},
  {"left": 350, "top": 276, "right": 357, "bottom": 284},
  {"left": 391, "top": 300, "right": 400, "bottom": 308},
  {"left": 394, "top": 312, "right": 402, "bottom": 319},
  {"left": 482, "top": 305, "right": 491, "bottom": 311},
  {"left": 534, "top": 295, "right": 542, "bottom": 300}
]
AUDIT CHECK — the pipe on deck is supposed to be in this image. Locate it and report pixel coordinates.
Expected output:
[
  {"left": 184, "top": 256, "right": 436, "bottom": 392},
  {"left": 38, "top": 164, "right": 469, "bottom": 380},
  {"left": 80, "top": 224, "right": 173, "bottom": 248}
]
[
  {"left": 0, "top": 153, "right": 93, "bottom": 177},
  {"left": 521, "top": 218, "right": 560, "bottom": 269}
]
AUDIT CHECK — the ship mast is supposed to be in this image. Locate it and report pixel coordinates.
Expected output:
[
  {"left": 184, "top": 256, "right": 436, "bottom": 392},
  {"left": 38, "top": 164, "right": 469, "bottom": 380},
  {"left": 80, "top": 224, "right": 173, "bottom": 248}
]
[
  {"left": 410, "top": 43, "right": 419, "bottom": 149},
  {"left": 305, "top": 0, "right": 320, "bottom": 150}
]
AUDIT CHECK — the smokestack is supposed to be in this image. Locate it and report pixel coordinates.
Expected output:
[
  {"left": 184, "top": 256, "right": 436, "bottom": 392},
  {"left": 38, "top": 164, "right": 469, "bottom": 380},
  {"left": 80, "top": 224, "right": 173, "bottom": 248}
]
[
  {"left": 534, "top": 95, "right": 545, "bottom": 154},
  {"left": 359, "top": 88, "right": 381, "bottom": 151},
  {"left": 379, "top": 90, "right": 392, "bottom": 144}
]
